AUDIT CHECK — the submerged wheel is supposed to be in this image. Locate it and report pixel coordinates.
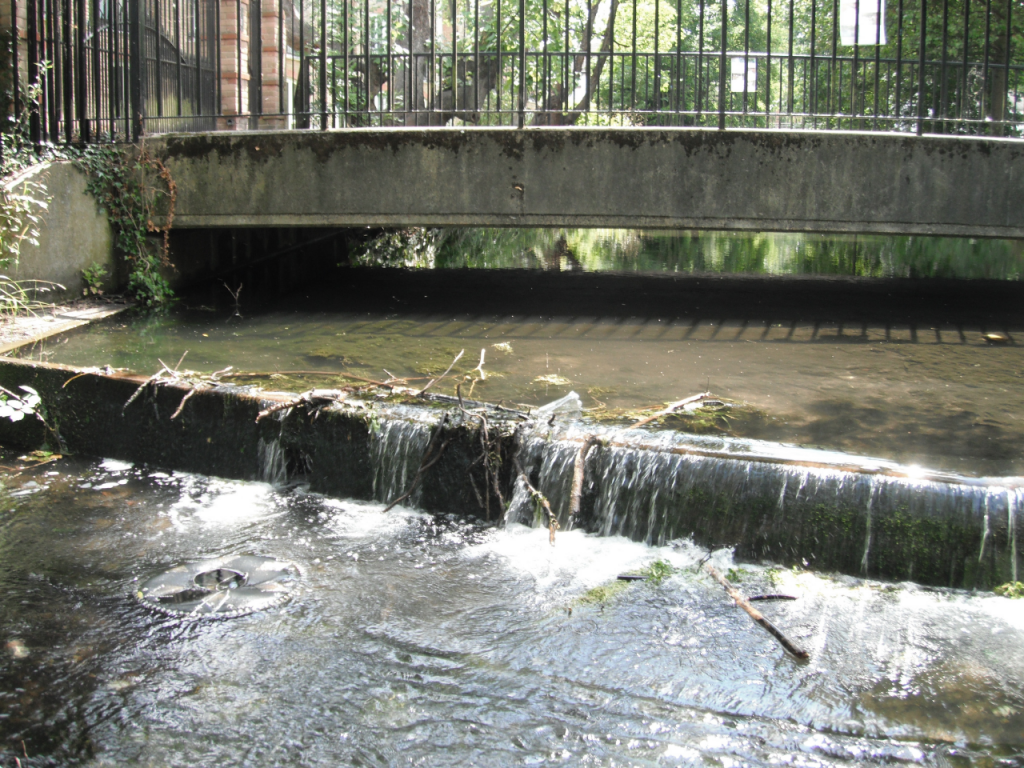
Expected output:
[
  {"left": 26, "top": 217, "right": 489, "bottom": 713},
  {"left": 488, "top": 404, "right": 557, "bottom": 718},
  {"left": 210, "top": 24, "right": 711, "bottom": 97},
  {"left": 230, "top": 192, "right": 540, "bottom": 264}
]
[{"left": 136, "top": 555, "right": 300, "bottom": 618}]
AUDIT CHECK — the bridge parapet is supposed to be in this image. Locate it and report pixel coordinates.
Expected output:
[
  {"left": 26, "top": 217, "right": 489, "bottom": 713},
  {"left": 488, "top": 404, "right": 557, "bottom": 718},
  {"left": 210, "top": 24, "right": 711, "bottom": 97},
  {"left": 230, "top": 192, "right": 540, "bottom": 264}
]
[{"left": 150, "top": 127, "right": 1024, "bottom": 238}]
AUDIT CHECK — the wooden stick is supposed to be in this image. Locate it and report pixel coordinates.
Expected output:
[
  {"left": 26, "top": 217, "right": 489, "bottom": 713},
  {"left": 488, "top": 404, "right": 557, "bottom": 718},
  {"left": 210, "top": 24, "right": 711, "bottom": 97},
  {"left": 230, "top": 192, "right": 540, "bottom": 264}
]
[
  {"left": 514, "top": 457, "right": 558, "bottom": 545},
  {"left": 222, "top": 370, "right": 396, "bottom": 387},
  {"left": 417, "top": 350, "right": 465, "bottom": 396},
  {"left": 703, "top": 563, "right": 809, "bottom": 660},
  {"left": 631, "top": 392, "right": 712, "bottom": 429},
  {"left": 569, "top": 435, "right": 600, "bottom": 525}
]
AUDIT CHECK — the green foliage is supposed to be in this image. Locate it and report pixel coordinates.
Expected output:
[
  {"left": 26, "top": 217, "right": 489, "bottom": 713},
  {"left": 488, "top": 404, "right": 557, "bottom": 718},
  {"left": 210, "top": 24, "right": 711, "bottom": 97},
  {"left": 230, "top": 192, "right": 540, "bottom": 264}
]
[
  {"left": 995, "top": 581, "right": 1024, "bottom": 598},
  {"left": 576, "top": 579, "right": 630, "bottom": 605},
  {"left": 81, "top": 262, "right": 108, "bottom": 296},
  {"left": 75, "top": 146, "right": 175, "bottom": 308},
  {"left": 644, "top": 559, "right": 675, "bottom": 584},
  {"left": 350, "top": 228, "right": 445, "bottom": 268},
  {"left": 0, "top": 384, "right": 40, "bottom": 422}
]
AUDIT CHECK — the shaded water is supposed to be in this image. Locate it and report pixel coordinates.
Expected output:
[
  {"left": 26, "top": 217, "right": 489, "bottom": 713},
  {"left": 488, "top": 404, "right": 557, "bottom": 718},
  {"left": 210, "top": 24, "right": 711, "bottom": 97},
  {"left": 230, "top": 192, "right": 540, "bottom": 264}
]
[{"left": 2, "top": 456, "right": 1023, "bottom": 766}]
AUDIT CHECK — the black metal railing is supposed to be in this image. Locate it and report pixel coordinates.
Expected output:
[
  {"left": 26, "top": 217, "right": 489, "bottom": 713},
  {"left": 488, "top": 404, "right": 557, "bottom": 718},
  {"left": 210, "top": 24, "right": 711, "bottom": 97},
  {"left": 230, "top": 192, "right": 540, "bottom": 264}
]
[
  {"left": 8, "top": 0, "right": 1024, "bottom": 140},
  {"left": 11, "top": 0, "right": 219, "bottom": 143}
]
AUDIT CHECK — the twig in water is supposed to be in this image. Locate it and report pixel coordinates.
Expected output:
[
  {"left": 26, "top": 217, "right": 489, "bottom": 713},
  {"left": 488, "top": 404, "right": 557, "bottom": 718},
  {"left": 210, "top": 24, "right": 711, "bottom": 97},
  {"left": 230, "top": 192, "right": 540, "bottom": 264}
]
[
  {"left": 748, "top": 594, "right": 798, "bottom": 602},
  {"left": 514, "top": 457, "right": 558, "bottom": 545},
  {"left": 170, "top": 388, "right": 198, "bottom": 420},
  {"left": 417, "top": 350, "right": 464, "bottom": 396},
  {"left": 223, "top": 281, "right": 243, "bottom": 318},
  {"left": 569, "top": 435, "right": 600, "bottom": 527},
  {"left": 381, "top": 414, "right": 453, "bottom": 513},
  {"left": 223, "top": 370, "right": 397, "bottom": 387},
  {"left": 703, "top": 563, "right": 809, "bottom": 660},
  {"left": 456, "top": 382, "right": 505, "bottom": 521},
  {"left": 632, "top": 392, "right": 712, "bottom": 429}
]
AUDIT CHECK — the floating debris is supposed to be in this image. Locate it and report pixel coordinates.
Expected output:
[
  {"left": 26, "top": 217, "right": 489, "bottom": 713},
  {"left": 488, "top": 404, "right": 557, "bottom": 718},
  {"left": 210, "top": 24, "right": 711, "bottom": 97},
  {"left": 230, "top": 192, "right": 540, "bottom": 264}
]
[
  {"left": 136, "top": 555, "right": 300, "bottom": 618},
  {"left": 533, "top": 374, "right": 572, "bottom": 386},
  {"left": 983, "top": 332, "right": 1012, "bottom": 345},
  {"left": 5, "top": 639, "right": 29, "bottom": 659}
]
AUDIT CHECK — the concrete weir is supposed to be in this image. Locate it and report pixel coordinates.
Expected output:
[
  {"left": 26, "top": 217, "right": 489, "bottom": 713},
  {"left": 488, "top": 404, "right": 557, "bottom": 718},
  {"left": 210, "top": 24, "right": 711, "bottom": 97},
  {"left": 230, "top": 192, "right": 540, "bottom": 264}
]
[{"left": 0, "top": 357, "right": 1019, "bottom": 588}]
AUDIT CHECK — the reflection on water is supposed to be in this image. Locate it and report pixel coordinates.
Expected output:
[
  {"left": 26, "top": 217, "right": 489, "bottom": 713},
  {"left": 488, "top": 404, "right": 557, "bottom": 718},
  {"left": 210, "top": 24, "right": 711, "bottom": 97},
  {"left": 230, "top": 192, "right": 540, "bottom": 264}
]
[
  {"left": 0, "top": 457, "right": 1022, "bottom": 766},
  {"left": 354, "top": 228, "right": 1024, "bottom": 280}
]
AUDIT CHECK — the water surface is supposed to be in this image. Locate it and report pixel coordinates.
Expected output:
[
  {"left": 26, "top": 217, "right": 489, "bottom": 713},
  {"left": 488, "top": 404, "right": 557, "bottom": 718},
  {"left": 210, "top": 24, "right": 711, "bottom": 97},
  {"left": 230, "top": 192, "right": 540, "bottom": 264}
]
[{"left": 1, "top": 457, "right": 1023, "bottom": 765}]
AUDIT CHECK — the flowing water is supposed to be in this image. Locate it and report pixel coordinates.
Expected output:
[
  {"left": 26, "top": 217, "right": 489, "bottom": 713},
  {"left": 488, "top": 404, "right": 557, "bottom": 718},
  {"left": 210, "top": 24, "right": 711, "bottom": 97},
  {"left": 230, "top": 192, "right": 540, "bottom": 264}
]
[{"left": 1, "top": 455, "right": 1023, "bottom": 767}]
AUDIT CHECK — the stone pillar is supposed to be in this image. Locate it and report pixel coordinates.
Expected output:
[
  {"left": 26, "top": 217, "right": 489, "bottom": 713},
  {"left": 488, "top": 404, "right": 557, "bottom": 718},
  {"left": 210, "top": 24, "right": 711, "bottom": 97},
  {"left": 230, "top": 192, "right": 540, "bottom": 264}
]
[
  {"left": 218, "top": 0, "right": 251, "bottom": 129},
  {"left": 258, "top": 0, "right": 285, "bottom": 128}
]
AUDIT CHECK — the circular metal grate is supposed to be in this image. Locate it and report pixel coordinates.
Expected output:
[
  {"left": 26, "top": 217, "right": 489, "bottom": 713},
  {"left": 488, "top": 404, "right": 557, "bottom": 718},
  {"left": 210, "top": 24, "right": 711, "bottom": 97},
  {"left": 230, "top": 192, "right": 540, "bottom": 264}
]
[{"left": 136, "top": 555, "right": 300, "bottom": 618}]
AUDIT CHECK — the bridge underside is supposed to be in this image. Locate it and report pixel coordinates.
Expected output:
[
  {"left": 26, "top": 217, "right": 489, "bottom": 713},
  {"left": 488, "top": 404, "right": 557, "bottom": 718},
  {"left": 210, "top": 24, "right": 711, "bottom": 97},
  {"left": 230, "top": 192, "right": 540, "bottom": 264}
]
[{"left": 149, "top": 128, "right": 1024, "bottom": 238}]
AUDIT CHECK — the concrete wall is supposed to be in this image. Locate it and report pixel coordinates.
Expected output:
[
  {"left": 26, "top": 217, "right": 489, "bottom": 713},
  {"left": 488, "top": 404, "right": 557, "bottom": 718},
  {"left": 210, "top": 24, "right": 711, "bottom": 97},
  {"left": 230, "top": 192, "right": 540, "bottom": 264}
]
[
  {"left": 147, "top": 128, "right": 1024, "bottom": 237},
  {"left": 7, "top": 162, "right": 118, "bottom": 299}
]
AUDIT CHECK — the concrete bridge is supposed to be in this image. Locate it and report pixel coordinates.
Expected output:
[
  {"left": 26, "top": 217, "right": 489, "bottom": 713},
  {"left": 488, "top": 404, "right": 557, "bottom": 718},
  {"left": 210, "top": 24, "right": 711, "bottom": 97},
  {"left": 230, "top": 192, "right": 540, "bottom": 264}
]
[{"left": 149, "top": 127, "right": 1024, "bottom": 238}]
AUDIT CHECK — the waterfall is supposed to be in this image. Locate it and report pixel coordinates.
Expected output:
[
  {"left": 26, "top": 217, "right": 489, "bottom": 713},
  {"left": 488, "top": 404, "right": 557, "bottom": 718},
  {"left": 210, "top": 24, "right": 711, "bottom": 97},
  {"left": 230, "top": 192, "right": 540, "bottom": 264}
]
[
  {"left": 1008, "top": 488, "right": 1021, "bottom": 584},
  {"left": 369, "top": 417, "right": 434, "bottom": 505},
  {"left": 257, "top": 437, "right": 288, "bottom": 486},
  {"left": 860, "top": 478, "right": 877, "bottom": 576},
  {"left": 509, "top": 422, "right": 1024, "bottom": 587}
]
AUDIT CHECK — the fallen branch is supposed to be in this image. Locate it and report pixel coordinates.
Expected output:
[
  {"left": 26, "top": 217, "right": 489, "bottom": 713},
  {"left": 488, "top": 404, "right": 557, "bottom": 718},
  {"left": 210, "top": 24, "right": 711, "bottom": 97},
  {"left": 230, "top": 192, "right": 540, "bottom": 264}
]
[
  {"left": 382, "top": 413, "right": 452, "bottom": 513},
  {"left": 514, "top": 457, "right": 559, "bottom": 545},
  {"left": 748, "top": 594, "right": 798, "bottom": 602},
  {"left": 223, "top": 370, "right": 399, "bottom": 387},
  {"left": 417, "top": 350, "right": 464, "bottom": 396},
  {"left": 703, "top": 563, "right": 809, "bottom": 660},
  {"left": 456, "top": 382, "right": 505, "bottom": 521},
  {"left": 255, "top": 388, "right": 351, "bottom": 423},
  {"left": 631, "top": 392, "right": 712, "bottom": 429},
  {"left": 568, "top": 435, "right": 600, "bottom": 526}
]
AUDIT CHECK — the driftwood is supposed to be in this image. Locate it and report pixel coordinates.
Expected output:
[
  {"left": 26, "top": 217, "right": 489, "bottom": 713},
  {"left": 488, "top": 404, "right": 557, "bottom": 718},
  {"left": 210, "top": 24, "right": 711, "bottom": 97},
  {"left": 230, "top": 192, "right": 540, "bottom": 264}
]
[
  {"left": 417, "top": 350, "right": 465, "bottom": 396},
  {"left": 568, "top": 435, "right": 600, "bottom": 526},
  {"left": 255, "top": 389, "right": 351, "bottom": 423},
  {"left": 120, "top": 352, "right": 235, "bottom": 421},
  {"left": 703, "top": 563, "right": 809, "bottom": 660},
  {"left": 631, "top": 392, "right": 713, "bottom": 429},
  {"left": 456, "top": 383, "right": 506, "bottom": 521},
  {"left": 381, "top": 413, "right": 452, "bottom": 513},
  {"left": 222, "top": 370, "right": 398, "bottom": 387},
  {"left": 514, "top": 457, "right": 558, "bottom": 545},
  {"left": 748, "top": 594, "right": 798, "bottom": 602}
]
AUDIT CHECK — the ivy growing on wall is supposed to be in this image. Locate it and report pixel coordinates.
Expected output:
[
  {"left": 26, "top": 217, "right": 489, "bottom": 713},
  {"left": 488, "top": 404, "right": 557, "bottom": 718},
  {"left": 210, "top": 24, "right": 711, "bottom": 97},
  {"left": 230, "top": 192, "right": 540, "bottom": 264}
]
[{"left": 74, "top": 145, "right": 177, "bottom": 308}]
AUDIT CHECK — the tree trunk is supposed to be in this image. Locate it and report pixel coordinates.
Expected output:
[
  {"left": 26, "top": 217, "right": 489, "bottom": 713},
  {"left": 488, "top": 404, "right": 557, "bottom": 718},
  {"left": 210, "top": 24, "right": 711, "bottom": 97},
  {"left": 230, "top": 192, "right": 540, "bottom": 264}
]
[{"left": 532, "top": 0, "right": 620, "bottom": 125}]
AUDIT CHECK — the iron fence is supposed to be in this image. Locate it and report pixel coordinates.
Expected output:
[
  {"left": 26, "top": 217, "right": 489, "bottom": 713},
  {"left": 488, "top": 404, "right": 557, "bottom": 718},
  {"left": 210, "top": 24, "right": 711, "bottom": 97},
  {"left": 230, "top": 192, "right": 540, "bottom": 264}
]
[
  {"left": 8, "top": 0, "right": 1024, "bottom": 140},
  {"left": 11, "top": 0, "right": 219, "bottom": 143}
]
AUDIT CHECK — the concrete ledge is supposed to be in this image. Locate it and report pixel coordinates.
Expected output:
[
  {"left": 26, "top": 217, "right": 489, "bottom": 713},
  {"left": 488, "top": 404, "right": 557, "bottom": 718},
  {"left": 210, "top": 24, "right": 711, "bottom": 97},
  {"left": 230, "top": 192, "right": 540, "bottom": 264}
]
[{"left": 148, "top": 128, "right": 1024, "bottom": 237}]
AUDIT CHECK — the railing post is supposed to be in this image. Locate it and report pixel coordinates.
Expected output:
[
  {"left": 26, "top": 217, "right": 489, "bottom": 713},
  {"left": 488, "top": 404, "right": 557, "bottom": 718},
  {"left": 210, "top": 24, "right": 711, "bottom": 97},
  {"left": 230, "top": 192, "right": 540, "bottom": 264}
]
[
  {"left": 129, "top": 0, "right": 143, "bottom": 140},
  {"left": 517, "top": 0, "right": 524, "bottom": 127},
  {"left": 27, "top": 0, "right": 40, "bottom": 148},
  {"left": 718, "top": 0, "right": 727, "bottom": 129},
  {"left": 318, "top": 0, "right": 325, "bottom": 128},
  {"left": 916, "top": 0, "right": 926, "bottom": 134},
  {"left": 61, "top": 0, "right": 72, "bottom": 142},
  {"left": 76, "top": 0, "right": 89, "bottom": 140}
]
